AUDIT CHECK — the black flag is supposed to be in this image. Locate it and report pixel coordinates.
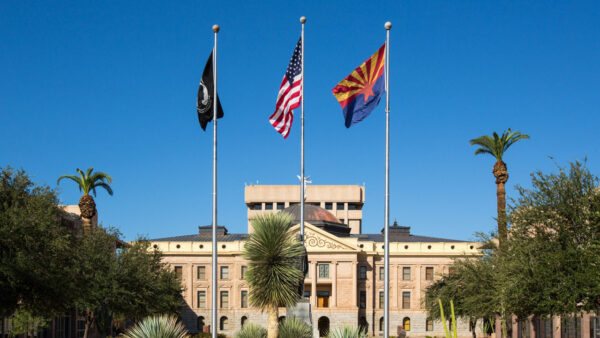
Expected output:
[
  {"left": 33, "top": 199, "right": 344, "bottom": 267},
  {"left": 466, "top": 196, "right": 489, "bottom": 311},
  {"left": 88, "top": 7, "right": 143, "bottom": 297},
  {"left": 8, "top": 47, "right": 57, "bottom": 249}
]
[{"left": 197, "top": 51, "right": 224, "bottom": 130}]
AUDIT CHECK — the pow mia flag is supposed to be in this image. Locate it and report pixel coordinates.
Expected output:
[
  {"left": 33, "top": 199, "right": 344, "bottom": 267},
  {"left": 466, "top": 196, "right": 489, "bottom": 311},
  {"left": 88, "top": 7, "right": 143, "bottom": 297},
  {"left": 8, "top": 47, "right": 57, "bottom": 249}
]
[{"left": 197, "top": 51, "right": 224, "bottom": 130}]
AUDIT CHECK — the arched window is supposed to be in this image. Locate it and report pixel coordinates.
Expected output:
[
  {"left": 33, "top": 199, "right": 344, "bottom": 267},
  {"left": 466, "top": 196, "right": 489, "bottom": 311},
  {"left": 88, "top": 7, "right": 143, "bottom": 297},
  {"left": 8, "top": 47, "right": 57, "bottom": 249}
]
[
  {"left": 241, "top": 316, "right": 247, "bottom": 327},
  {"left": 426, "top": 318, "right": 434, "bottom": 331},
  {"left": 197, "top": 316, "right": 205, "bottom": 332},
  {"left": 403, "top": 317, "right": 411, "bottom": 331},
  {"left": 278, "top": 316, "right": 286, "bottom": 324},
  {"left": 359, "top": 316, "right": 368, "bottom": 332},
  {"left": 379, "top": 317, "right": 384, "bottom": 331},
  {"left": 220, "top": 316, "right": 228, "bottom": 331}
]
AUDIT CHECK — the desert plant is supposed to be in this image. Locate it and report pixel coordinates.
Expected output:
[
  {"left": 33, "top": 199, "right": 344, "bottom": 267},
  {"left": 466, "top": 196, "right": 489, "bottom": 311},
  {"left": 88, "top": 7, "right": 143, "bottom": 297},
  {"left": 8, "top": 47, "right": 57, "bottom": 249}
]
[
  {"left": 438, "top": 299, "right": 458, "bottom": 338},
  {"left": 234, "top": 323, "right": 267, "bottom": 338},
  {"left": 278, "top": 317, "right": 312, "bottom": 338},
  {"left": 327, "top": 325, "right": 367, "bottom": 338},
  {"left": 120, "top": 315, "right": 187, "bottom": 338}
]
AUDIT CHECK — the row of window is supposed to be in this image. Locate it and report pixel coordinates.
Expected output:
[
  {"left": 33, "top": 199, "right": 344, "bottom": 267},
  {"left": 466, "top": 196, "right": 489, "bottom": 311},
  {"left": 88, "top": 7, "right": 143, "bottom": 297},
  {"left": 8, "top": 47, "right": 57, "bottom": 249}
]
[
  {"left": 250, "top": 202, "right": 362, "bottom": 210},
  {"left": 360, "top": 266, "right": 435, "bottom": 281},
  {"left": 374, "top": 317, "right": 434, "bottom": 332},
  {"left": 174, "top": 265, "right": 247, "bottom": 280},
  {"left": 358, "top": 291, "right": 412, "bottom": 309},
  {"left": 196, "top": 290, "right": 248, "bottom": 309},
  {"left": 177, "top": 264, "right": 436, "bottom": 281}
]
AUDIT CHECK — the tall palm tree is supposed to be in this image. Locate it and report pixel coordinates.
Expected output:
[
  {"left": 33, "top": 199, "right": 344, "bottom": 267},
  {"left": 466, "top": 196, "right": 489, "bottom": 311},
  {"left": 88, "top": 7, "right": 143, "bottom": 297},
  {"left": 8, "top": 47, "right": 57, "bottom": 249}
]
[
  {"left": 470, "top": 129, "right": 529, "bottom": 245},
  {"left": 243, "top": 212, "right": 305, "bottom": 338},
  {"left": 57, "top": 167, "right": 113, "bottom": 231}
]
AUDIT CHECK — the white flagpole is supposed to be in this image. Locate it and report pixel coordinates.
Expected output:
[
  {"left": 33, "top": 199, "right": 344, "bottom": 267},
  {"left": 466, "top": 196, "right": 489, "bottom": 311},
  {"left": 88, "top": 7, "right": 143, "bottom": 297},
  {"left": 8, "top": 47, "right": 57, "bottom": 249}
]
[
  {"left": 300, "top": 16, "right": 306, "bottom": 241},
  {"left": 211, "top": 23, "right": 219, "bottom": 338},
  {"left": 384, "top": 21, "right": 391, "bottom": 338}
]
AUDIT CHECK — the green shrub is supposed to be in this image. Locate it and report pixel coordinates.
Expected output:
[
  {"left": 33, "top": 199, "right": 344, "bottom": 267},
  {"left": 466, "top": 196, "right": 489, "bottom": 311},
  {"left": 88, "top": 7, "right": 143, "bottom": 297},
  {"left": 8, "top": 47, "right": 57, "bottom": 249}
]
[
  {"left": 234, "top": 323, "right": 267, "bottom": 338},
  {"left": 278, "top": 317, "right": 312, "bottom": 338},
  {"left": 327, "top": 325, "right": 367, "bottom": 338},
  {"left": 190, "top": 334, "right": 226, "bottom": 338},
  {"left": 121, "top": 315, "right": 188, "bottom": 338}
]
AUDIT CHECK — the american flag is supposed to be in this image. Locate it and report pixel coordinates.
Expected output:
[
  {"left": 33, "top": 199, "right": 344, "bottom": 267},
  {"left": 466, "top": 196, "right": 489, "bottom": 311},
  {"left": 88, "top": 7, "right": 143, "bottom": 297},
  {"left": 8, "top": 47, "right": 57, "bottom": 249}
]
[{"left": 269, "top": 38, "right": 302, "bottom": 139}]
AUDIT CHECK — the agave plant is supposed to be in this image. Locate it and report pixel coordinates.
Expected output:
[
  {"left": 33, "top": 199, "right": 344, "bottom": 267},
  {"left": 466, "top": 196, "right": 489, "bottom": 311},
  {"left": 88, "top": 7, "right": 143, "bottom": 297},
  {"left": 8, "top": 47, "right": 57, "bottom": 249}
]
[
  {"left": 327, "top": 325, "right": 367, "bottom": 338},
  {"left": 234, "top": 322, "right": 267, "bottom": 338},
  {"left": 121, "top": 315, "right": 188, "bottom": 338},
  {"left": 278, "top": 317, "right": 312, "bottom": 338}
]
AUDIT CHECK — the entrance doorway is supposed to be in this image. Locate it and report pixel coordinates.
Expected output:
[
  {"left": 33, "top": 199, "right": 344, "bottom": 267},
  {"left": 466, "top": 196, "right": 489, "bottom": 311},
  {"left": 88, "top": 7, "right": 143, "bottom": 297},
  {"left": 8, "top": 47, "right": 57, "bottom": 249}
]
[{"left": 318, "top": 316, "right": 330, "bottom": 337}]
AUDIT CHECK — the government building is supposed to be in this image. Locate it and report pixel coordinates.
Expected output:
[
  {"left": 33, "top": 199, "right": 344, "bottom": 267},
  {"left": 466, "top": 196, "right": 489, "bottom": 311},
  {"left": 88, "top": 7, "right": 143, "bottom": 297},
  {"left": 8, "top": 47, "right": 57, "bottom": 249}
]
[{"left": 150, "top": 185, "right": 481, "bottom": 337}]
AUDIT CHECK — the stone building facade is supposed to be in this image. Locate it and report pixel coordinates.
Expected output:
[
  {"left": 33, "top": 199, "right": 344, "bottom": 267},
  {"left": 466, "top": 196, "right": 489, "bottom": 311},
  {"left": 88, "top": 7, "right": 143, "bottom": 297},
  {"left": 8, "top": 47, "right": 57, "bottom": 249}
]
[{"left": 150, "top": 185, "right": 482, "bottom": 337}]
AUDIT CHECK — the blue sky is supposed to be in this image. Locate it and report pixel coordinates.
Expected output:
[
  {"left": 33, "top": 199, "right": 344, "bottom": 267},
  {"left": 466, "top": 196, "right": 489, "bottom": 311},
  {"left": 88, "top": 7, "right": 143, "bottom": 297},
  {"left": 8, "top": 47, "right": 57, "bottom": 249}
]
[{"left": 1, "top": 1, "right": 599, "bottom": 241}]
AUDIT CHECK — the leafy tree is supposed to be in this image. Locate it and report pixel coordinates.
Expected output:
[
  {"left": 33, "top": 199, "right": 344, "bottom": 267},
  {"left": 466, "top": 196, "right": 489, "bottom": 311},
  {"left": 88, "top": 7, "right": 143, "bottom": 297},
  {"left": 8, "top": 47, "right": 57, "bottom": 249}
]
[
  {"left": 470, "top": 129, "right": 529, "bottom": 244},
  {"left": 243, "top": 213, "right": 304, "bottom": 338},
  {"left": 0, "top": 166, "right": 78, "bottom": 318},
  {"left": 501, "top": 160, "right": 600, "bottom": 317},
  {"left": 57, "top": 167, "right": 113, "bottom": 230}
]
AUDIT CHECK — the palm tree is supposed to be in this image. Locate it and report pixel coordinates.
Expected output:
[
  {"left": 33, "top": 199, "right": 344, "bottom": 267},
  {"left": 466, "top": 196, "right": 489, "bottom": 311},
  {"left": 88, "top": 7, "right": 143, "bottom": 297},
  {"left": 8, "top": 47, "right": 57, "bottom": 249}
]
[
  {"left": 469, "top": 129, "right": 529, "bottom": 245},
  {"left": 57, "top": 167, "right": 113, "bottom": 231},
  {"left": 243, "top": 213, "right": 305, "bottom": 338}
]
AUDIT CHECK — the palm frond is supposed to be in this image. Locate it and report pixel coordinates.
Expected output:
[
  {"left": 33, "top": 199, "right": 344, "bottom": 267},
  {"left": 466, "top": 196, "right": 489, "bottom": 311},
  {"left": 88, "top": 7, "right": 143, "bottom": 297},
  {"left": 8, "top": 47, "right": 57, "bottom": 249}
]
[
  {"left": 90, "top": 171, "right": 113, "bottom": 184},
  {"left": 470, "top": 129, "right": 529, "bottom": 161},
  {"left": 121, "top": 315, "right": 188, "bottom": 338},
  {"left": 327, "top": 325, "right": 367, "bottom": 338},
  {"left": 58, "top": 167, "right": 114, "bottom": 196},
  {"left": 92, "top": 182, "right": 114, "bottom": 196},
  {"left": 235, "top": 323, "right": 267, "bottom": 338}
]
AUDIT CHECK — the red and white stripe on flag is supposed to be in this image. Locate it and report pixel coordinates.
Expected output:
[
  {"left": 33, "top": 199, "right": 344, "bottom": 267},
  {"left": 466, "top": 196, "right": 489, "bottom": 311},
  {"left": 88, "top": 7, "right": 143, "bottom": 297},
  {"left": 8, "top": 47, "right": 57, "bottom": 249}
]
[{"left": 269, "top": 75, "right": 302, "bottom": 139}]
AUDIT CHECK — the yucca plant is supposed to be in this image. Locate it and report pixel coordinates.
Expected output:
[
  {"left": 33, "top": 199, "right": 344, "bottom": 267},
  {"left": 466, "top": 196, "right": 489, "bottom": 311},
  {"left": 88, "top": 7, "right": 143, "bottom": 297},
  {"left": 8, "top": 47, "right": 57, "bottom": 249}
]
[
  {"left": 234, "top": 323, "right": 267, "bottom": 338},
  {"left": 278, "top": 317, "right": 312, "bottom": 338},
  {"left": 438, "top": 299, "right": 458, "bottom": 338},
  {"left": 327, "top": 325, "right": 367, "bottom": 338},
  {"left": 121, "top": 315, "right": 188, "bottom": 338},
  {"left": 243, "top": 213, "right": 305, "bottom": 338}
]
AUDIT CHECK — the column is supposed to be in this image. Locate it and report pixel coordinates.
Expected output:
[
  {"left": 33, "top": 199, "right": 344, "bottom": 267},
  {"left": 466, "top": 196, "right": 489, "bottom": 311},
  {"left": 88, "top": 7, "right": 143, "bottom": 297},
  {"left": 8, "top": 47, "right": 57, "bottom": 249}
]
[
  {"left": 188, "top": 264, "right": 194, "bottom": 306},
  {"left": 352, "top": 262, "right": 357, "bottom": 308},
  {"left": 312, "top": 261, "right": 317, "bottom": 307},
  {"left": 582, "top": 313, "right": 591, "bottom": 338},
  {"left": 392, "top": 264, "right": 397, "bottom": 309},
  {"left": 332, "top": 261, "right": 337, "bottom": 308},
  {"left": 553, "top": 316, "right": 561, "bottom": 338}
]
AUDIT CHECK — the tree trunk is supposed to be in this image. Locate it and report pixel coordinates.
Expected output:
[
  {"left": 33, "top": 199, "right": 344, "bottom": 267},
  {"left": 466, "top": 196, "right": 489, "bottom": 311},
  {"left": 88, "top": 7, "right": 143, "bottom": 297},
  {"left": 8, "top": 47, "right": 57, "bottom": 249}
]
[
  {"left": 471, "top": 318, "right": 477, "bottom": 338},
  {"left": 267, "top": 304, "right": 279, "bottom": 338},
  {"left": 83, "top": 310, "right": 94, "bottom": 338},
  {"left": 493, "top": 160, "right": 509, "bottom": 247}
]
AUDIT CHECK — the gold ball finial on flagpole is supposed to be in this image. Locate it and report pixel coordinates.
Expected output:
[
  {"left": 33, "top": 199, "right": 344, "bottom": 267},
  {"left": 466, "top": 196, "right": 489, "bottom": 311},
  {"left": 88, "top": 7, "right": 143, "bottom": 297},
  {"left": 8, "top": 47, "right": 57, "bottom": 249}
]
[
  {"left": 300, "top": 16, "right": 306, "bottom": 23},
  {"left": 212, "top": 24, "right": 220, "bottom": 33},
  {"left": 385, "top": 22, "right": 392, "bottom": 30}
]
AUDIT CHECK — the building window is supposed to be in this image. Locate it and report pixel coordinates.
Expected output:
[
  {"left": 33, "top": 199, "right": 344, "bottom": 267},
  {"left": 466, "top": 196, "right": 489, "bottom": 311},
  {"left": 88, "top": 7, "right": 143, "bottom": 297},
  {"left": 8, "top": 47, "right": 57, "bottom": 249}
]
[
  {"left": 241, "top": 290, "right": 248, "bottom": 308},
  {"left": 402, "top": 291, "right": 410, "bottom": 309},
  {"left": 348, "top": 203, "right": 360, "bottom": 210},
  {"left": 241, "top": 316, "right": 247, "bottom": 327},
  {"left": 318, "top": 264, "right": 329, "bottom": 278},
  {"left": 359, "top": 291, "right": 366, "bottom": 309},
  {"left": 402, "top": 267, "right": 411, "bottom": 280},
  {"left": 220, "top": 266, "right": 229, "bottom": 280},
  {"left": 303, "top": 290, "right": 310, "bottom": 298},
  {"left": 359, "top": 266, "right": 367, "bottom": 280},
  {"left": 265, "top": 203, "right": 273, "bottom": 210},
  {"left": 197, "top": 266, "right": 206, "bottom": 280},
  {"left": 426, "top": 319, "right": 434, "bottom": 331},
  {"left": 325, "top": 203, "right": 332, "bottom": 210},
  {"left": 403, "top": 317, "right": 411, "bottom": 331},
  {"left": 252, "top": 203, "right": 262, "bottom": 210},
  {"left": 379, "top": 291, "right": 384, "bottom": 309},
  {"left": 174, "top": 266, "right": 182, "bottom": 279},
  {"left": 276, "top": 202, "right": 285, "bottom": 210},
  {"left": 220, "top": 316, "right": 228, "bottom": 330},
  {"left": 379, "top": 317, "right": 384, "bottom": 331},
  {"left": 379, "top": 267, "right": 384, "bottom": 281},
  {"left": 197, "top": 316, "right": 205, "bottom": 332},
  {"left": 426, "top": 267, "right": 434, "bottom": 280},
  {"left": 241, "top": 265, "right": 247, "bottom": 279},
  {"left": 336, "top": 203, "right": 344, "bottom": 210},
  {"left": 197, "top": 291, "right": 206, "bottom": 308},
  {"left": 220, "top": 291, "right": 229, "bottom": 308}
]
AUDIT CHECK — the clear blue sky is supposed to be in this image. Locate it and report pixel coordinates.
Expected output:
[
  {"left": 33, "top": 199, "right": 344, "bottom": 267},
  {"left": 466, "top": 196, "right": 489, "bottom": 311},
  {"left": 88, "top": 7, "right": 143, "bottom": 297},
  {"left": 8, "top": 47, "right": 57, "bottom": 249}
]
[{"left": 1, "top": 1, "right": 599, "bottom": 241}]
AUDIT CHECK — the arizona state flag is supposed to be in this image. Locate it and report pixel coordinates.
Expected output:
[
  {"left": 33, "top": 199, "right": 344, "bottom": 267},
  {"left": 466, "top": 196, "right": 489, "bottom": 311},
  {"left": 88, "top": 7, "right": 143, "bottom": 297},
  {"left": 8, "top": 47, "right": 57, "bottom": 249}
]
[
  {"left": 197, "top": 51, "right": 224, "bottom": 131},
  {"left": 332, "top": 44, "right": 386, "bottom": 128}
]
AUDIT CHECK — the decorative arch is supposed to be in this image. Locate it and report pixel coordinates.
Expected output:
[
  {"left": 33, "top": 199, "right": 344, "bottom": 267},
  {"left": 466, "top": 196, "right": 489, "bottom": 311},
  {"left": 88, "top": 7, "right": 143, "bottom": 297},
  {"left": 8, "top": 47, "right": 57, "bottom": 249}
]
[
  {"left": 241, "top": 316, "right": 248, "bottom": 327},
  {"left": 359, "top": 316, "right": 368, "bottom": 333},
  {"left": 197, "top": 316, "right": 205, "bottom": 332},
  {"left": 318, "top": 316, "right": 330, "bottom": 337},
  {"left": 379, "top": 317, "right": 384, "bottom": 331},
  {"left": 220, "top": 316, "right": 228, "bottom": 331},
  {"left": 278, "top": 316, "right": 286, "bottom": 323}
]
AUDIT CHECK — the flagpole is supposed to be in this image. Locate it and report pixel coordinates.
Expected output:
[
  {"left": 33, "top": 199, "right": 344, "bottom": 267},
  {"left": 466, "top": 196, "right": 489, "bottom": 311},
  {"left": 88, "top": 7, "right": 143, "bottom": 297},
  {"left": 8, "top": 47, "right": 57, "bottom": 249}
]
[
  {"left": 300, "top": 16, "right": 306, "bottom": 241},
  {"left": 384, "top": 21, "right": 391, "bottom": 338},
  {"left": 211, "top": 23, "right": 219, "bottom": 338}
]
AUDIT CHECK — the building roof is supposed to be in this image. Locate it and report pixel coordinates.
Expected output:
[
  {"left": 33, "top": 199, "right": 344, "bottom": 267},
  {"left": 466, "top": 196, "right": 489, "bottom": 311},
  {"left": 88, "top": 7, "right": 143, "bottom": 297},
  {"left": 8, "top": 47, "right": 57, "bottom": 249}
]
[{"left": 350, "top": 233, "right": 465, "bottom": 243}]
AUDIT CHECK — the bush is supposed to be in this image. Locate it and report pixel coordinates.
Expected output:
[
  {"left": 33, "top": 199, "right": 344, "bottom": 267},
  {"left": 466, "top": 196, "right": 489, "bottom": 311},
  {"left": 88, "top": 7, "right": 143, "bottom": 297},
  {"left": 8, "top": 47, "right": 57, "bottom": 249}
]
[
  {"left": 278, "top": 317, "right": 311, "bottom": 338},
  {"left": 234, "top": 323, "right": 267, "bottom": 338},
  {"left": 327, "top": 325, "right": 367, "bottom": 338},
  {"left": 190, "top": 334, "right": 226, "bottom": 338},
  {"left": 121, "top": 315, "right": 187, "bottom": 338}
]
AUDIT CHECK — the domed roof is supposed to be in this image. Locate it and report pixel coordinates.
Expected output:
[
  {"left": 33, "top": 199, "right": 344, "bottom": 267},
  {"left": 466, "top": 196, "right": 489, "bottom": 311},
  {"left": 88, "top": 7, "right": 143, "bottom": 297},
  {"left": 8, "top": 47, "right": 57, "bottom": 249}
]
[{"left": 282, "top": 204, "right": 350, "bottom": 236}]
